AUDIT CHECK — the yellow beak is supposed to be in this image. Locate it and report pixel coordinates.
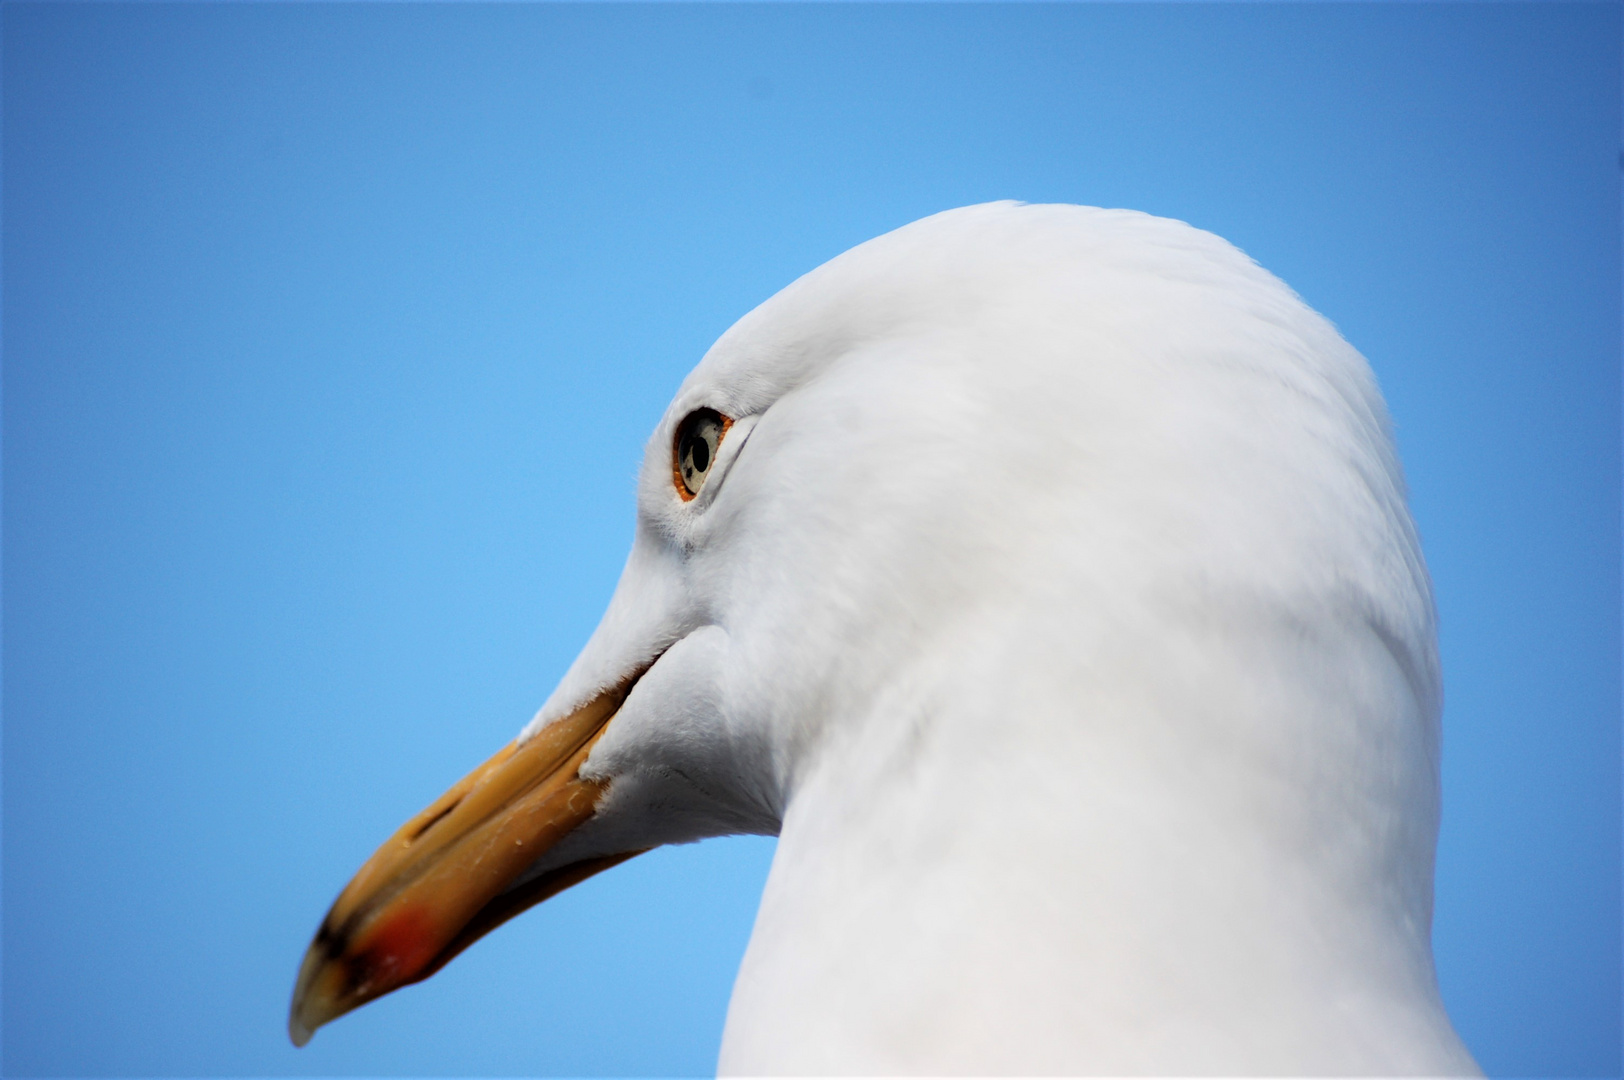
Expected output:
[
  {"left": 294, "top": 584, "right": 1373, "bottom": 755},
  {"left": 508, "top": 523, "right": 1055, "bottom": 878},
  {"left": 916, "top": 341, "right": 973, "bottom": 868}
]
[{"left": 288, "top": 683, "right": 644, "bottom": 1046}]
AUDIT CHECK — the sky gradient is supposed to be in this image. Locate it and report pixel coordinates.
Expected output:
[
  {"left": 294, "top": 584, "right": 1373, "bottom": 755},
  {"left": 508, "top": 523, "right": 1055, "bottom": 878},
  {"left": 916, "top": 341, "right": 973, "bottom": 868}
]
[{"left": 4, "top": 4, "right": 1620, "bottom": 1076}]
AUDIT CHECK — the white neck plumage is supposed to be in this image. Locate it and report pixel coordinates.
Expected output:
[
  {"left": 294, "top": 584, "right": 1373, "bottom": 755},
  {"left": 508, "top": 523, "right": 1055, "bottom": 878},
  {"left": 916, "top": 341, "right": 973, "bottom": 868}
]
[{"left": 721, "top": 582, "right": 1473, "bottom": 1074}]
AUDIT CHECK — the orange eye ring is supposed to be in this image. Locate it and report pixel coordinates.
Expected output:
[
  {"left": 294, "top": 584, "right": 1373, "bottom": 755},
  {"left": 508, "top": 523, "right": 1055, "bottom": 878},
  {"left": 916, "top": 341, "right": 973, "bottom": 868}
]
[{"left": 672, "top": 409, "right": 734, "bottom": 501}]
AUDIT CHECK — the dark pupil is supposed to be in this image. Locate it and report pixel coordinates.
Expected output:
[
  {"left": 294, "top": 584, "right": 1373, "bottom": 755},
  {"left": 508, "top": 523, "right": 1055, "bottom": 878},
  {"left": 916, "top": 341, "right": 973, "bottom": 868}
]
[{"left": 689, "top": 434, "right": 711, "bottom": 473}]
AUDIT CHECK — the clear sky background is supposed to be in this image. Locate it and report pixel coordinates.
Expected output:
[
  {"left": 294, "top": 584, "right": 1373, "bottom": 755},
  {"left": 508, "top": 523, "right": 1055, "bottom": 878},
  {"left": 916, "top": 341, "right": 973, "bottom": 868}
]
[{"left": 3, "top": 3, "right": 1618, "bottom": 1077}]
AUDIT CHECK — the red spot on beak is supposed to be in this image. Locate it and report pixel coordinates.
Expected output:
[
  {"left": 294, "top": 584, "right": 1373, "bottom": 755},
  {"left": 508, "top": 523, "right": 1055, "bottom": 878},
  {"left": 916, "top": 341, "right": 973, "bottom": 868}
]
[{"left": 353, "top": 906, "right": 441, "bottom": 990}]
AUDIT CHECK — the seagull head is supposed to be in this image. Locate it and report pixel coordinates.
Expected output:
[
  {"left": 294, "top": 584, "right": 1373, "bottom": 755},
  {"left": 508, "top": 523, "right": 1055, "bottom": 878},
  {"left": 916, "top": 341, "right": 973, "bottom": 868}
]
[{"left": 289, "top": 203, "right": 1450, "bottom": 1069}]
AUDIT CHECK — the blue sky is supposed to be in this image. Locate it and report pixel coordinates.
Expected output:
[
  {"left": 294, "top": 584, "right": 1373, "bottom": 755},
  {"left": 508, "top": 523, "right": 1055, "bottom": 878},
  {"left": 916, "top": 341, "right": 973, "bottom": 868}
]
[{"left": 3, "top": 3, "right": 1618, "bottom": 1076}]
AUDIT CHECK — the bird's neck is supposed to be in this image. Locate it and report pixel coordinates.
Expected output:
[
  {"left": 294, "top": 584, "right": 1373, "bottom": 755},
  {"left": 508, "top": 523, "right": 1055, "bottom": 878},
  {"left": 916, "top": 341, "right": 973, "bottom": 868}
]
[{"left": 721, "top": 603, "right": 1474, "bottom": 1075}]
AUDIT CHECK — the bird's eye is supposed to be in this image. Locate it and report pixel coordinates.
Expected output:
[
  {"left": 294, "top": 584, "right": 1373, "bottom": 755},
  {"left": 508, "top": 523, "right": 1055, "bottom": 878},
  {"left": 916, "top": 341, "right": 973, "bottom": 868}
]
[{"left": 673, "top": 408, "right": 731, "bottom": 500}]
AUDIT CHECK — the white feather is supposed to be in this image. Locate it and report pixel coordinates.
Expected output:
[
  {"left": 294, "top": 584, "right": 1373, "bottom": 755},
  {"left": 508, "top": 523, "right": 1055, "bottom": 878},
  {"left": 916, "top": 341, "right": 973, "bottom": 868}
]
[{"left": 520, "top": 203, "right": 1477, "bottom": 1074}]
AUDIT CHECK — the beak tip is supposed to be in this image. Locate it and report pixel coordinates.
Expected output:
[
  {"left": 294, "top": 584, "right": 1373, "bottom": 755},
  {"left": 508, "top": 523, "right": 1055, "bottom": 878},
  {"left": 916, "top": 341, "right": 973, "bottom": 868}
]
[{"left": 289, "top": 940, "right": 335, "bottom": 1048}]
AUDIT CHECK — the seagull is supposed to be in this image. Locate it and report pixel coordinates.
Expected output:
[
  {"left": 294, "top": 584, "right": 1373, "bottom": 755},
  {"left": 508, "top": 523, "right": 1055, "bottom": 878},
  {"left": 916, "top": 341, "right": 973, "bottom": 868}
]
[{"left": 289, "top": 202, "right": 1480, "bottom": 1074}]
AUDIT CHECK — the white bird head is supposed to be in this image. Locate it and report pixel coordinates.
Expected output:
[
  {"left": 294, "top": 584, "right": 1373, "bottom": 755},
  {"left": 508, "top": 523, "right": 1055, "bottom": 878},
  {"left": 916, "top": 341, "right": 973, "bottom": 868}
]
[{"left": 290, "top": 203, "right": 1475, "bottom": 1074}]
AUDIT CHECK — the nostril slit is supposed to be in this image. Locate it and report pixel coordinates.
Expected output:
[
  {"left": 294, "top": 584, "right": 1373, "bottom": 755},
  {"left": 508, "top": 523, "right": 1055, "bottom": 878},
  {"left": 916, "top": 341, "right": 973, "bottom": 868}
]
[{"left": 409, "top": 799, "right": 461, "bottom": 843}]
